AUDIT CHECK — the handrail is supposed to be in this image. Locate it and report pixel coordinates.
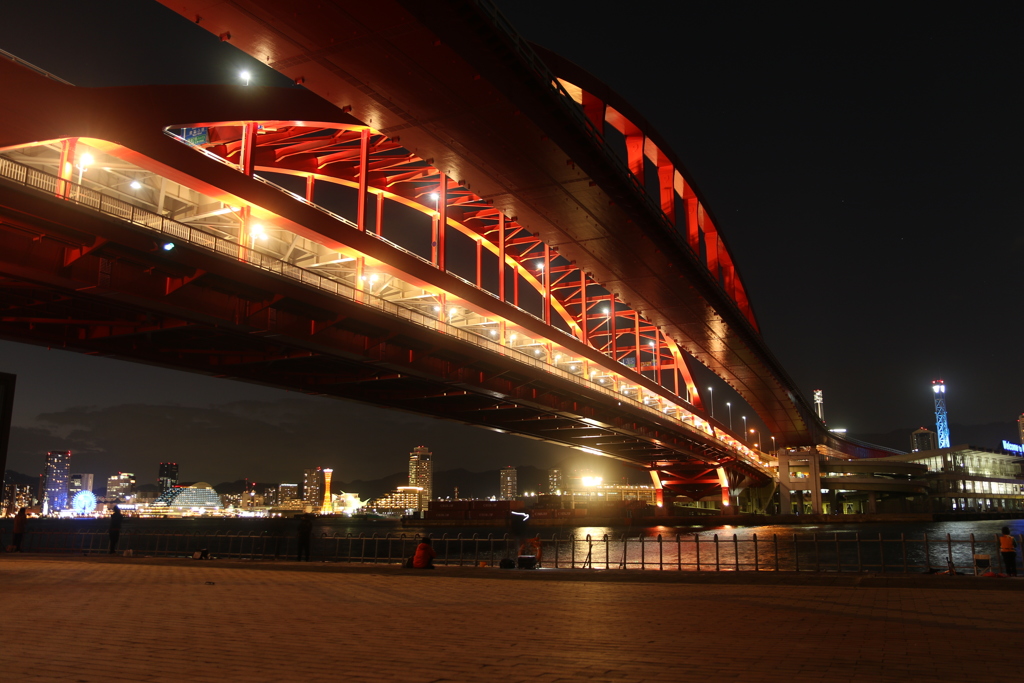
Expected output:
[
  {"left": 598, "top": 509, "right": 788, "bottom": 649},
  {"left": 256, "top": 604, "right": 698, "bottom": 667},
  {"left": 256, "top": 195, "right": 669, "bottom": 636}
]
[
  {"left": 0, "top": 47, "right": 73, "bottom": 85},
  {"left": 0, "top": 153, "right": 770, "bottom": 474},
  {"left": 4, "top": 526, "right": 1019, "bottom": 575}
]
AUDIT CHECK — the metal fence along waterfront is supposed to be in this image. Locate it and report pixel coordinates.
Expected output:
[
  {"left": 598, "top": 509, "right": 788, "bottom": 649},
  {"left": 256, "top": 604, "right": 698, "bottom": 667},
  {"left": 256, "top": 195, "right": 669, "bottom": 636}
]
[{"left": 6, "top": 529, "right": 1022, "bottom": 575}]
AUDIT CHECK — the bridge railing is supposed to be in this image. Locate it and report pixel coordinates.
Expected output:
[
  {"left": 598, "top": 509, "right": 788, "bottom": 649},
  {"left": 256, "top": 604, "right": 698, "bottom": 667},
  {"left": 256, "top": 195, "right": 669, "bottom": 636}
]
[
  {"left": 0, "top": 153, "right": 770, "bottom": 475},
  {"left": 6, "top": 527, "right": 1020, "bottom": 575}
]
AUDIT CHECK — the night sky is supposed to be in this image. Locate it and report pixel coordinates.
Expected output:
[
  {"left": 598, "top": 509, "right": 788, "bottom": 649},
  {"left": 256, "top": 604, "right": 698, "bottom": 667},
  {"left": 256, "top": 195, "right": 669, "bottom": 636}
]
[{"left": 1, "top": 2, "right": 1021, "bottom": 487}]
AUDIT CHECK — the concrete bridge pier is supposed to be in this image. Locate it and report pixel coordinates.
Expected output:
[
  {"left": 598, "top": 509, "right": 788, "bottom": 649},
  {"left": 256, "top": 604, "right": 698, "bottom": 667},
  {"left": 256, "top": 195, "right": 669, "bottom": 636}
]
[{"left": 777, "top": 451, "right": 823, "bottom": 514}]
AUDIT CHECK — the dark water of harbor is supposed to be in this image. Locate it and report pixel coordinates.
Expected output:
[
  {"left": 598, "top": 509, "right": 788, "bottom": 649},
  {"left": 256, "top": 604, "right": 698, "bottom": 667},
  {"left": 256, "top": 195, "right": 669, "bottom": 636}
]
[{"left": 2, "top": 517, "right": 1021, "bottom": 573}]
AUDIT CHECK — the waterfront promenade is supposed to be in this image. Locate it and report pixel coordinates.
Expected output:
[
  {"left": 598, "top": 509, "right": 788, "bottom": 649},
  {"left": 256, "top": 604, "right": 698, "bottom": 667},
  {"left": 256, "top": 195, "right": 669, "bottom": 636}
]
[{"left": 2, "top": 556, "right": 1022, "bottom": 682}]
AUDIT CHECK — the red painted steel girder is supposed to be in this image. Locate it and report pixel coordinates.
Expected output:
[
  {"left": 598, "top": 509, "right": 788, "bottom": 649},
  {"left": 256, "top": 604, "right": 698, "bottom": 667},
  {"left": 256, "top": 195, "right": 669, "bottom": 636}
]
[{"left": 155, "top": 0, "right": 829, "bottom": 450}]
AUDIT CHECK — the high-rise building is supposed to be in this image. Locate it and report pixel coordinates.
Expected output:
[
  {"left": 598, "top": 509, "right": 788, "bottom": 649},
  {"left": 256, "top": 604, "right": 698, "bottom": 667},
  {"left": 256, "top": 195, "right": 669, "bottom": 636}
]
[
  {"left": 107, "top": 472, "right": 136, "bottom": 501},
  {"left": 278, "top": 483, "right": 298, "bottom": 503},
  {"left": 4, "top": 484, "right": 33, "bottom": 514},
  {"left": 1017, "top": 414, "right": 1024, "bottom": 445},
  {"left": 500, "top": 465, "right": 517, "bottom": 500},
  {"left": 911, "top": 427, "right": 938, "bottom": 452},
  {"left": 43, "top": 450, "right": 71, "bottom": 512},
  {"left": 408, "top": 446, "right": 432, "bottom": 508},
  {"left": 303, "top": 468, "right": 324, "bottom": 505},
  {"left": 158, "top": 462, "right": 179, "bottom": 492},
  {"left": 548, "top": 468, "right": 563, "bottom": 494},
  {"left": 68, "top": 473, "right": 94, "bottom": 498}
]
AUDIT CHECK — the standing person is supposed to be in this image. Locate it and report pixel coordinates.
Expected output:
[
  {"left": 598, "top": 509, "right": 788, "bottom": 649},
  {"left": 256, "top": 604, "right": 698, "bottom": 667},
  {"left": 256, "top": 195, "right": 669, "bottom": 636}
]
[
  {"left": 108, "top": 506, "right": 123, "bottom": 555},
  {"left": 296, "top": 513, "right": 313, "bottom": 562},
  {"left": 11, "top": 507, "right": 27, "bottom": 552},
  {"left": 998, "top": 526, "right": 1018, "bottom": 576},
  {"left": 412, "top": 536, "right": 435, "bottom": 569}
]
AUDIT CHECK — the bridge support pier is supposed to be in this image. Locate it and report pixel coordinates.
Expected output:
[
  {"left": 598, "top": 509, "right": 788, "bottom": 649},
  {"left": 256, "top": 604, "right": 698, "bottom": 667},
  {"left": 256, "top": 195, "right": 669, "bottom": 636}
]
[{"left": 777, "top": 451, "right": 823, "bottom": 515}]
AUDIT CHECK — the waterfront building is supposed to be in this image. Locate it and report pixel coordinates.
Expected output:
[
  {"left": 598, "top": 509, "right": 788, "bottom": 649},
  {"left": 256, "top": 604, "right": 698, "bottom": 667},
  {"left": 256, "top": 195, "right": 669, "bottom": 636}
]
[
  {"left": 278, "top": 483, "right": 299, "bottom": 503},
  {"left": 408, "top": 446, "right": 432, "bottom": 508},
  {"left": 303, "top": 467, "right": 324, "bottom": 508},
  {"left": 1018, "top": 413, "right": 1024, "bottom": 445},
  {"left": 106, "top": 472, "right": 136, "bottom": 502},
  {"left": 368, "top": 486, "right": 423, "bottom": 514},
  {"left": 68, "top": 473, "right": 93, "bottom": 498},
  {"left": 776, "top": 444, "right": 1024, "bottom": 515},
  {"left": 3, "top": 484, "right": 33, "bottom": 514},
  {"left": 150, "top": 482, "right": 223, "bottom": 514},
  {"left": 548, "top": 468, "right": 563, "bottom": 495},
  {"left": 911, "top": 428, "right": 938, "bottom": 452},
  {"left": 331, "top": 492, "right": 365, "bottom": 515},
  {"left": 499, "top": 466, "right": 517, "bottom": 500},
  {"left": 158, "top": 462, "right": 179, "bottom": 492},
  {"left": 43, "top": 450, "right": 71, "bottom": 512}
]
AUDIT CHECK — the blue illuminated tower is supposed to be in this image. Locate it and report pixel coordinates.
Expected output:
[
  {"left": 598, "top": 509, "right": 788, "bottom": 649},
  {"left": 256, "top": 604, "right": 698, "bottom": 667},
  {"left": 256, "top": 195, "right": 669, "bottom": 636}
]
[{"left": 931, "top": 380, "right": 950, "bottom": 448}]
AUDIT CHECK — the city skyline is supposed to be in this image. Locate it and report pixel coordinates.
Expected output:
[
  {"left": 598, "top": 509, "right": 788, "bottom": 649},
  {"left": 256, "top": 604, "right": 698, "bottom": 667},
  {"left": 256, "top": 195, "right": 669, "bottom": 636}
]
[{"left": 0, "top": 2, "right": 1021, "bottom": 484}]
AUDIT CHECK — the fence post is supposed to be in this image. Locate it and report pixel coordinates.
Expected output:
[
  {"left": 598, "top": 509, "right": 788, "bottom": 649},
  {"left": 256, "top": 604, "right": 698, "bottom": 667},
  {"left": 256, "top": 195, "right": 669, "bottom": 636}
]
[
  {"left": 773, "top": 534, "right": 779, "bottom": 572},
  {"left": 923, "top": 533, "right": 931, "bottom": 572},
  {"left": 604, "top": 534, "right": 610, "bottom": 569},
  {"left": 640, "top": 535, "right": 645, "bottom": 571},
  {"left": 946, "top": 533, "right": 953, "bottom": 574},
  {"left": 659, "top": 534, "right": 664, "bottom": 571},
  {"left": 695, "top": 533, "right": 701, "bottom": 571},
  {"left": 969, "top": 533, "right": 976, "bottom": 575},
  {"left": 713, "top": 534, "right": 720, "bottom": 571},
  {"left": 733, "top": 534, "right": 739, "bottom": 572},
  {"left": 856, "top": 532, "right": 863, "bottom": 572},
  {"left": 571, "top": 535, "right": 576, "bottom": 569},
  {"left": 621, "top": 535, "right": 628, "bottom": 569},
  {"left": 753, "top": 533, "right": 759, "bottom": 572},
  {"left": 676, "top": 534, "right": 682, "bottom": 571}
]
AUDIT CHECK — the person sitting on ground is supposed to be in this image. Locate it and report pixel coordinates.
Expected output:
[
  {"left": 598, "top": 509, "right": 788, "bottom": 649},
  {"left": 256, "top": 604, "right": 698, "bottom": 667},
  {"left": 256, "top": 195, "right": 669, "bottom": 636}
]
[
  {"left": 412, "top": 536, "right": 436, "bottom": 569},
  {"left": 998, "top": 526, "right": 1018, "bottom": 577}
]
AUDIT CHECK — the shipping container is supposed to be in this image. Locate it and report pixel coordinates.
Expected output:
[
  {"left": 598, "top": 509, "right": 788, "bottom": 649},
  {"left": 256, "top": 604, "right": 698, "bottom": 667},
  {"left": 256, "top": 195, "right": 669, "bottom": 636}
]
[{"left": 429, "top": 500, "right": 470, "bottom": 511}]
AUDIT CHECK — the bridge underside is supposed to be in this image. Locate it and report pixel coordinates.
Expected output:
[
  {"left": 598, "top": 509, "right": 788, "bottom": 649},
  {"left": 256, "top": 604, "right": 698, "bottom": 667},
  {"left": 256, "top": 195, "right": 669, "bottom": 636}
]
[{"left": 0, "top": 182, "right": 767, "bottom": 495}]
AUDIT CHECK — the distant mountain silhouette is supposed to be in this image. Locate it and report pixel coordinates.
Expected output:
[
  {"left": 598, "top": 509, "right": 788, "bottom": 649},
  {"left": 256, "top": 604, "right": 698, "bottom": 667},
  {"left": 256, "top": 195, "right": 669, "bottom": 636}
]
[{"left": 850, "top": 421, "right": 1018, "bottom": 453}]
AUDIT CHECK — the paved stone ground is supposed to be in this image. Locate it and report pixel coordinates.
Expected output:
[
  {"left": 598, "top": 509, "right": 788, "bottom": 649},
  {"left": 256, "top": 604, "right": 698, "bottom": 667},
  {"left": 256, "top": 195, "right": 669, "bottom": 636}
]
[{"left": 2, "top": 556, "right": 1022, "bottom": 682}]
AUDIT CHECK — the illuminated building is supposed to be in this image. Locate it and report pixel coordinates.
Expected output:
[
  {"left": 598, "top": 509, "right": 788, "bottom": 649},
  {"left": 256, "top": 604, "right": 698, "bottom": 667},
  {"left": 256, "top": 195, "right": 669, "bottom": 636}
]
[
  {"left": 43, "top": 450, "right": 71, "bottom": 512},
  {"left": 500, "top": 466, "right": 517, "bottom": 500},
  {"left": 106, "top": 472, "right": 136, "bottom": 501},
  {"left": 321, "top": 468, "right": 334, "bottom": 513},
  {"left": 3, "top": 484, "right": 33, "bottom": 513},
  {"left": 150, "top": 482, "right": 223, "bottom": 513},
  {"left": 278, "top": 483, "right": 298, "bottom": 503},
  {"left": 158, "top": 462, "right": 179, "bottom": 492},
  {"left": 69, "top": 473, "right": 94, "bottom": 497},
  {"left": 911, "top": 428, "right": 938, "bottom": 452},
  {"left": 408, "top": 446, "right": 432, "bottom": 508},
  {"left": 1018, "top": 414, "right": 1024, "bottom": 445},
  {"left": 331, "top": 492, "right": 365, "bottom": 515},
  {"left": 548, "top": 468, "right": 563, "bottom": 495},
  {"left": 303, "top": 468, "right": 324, "bottom": 506},
  {"left": 368, "top": 486, "right": 423, "bottom": 514},
  {"left": 932, "top": 379, "right": 951, "bottom": 448}
]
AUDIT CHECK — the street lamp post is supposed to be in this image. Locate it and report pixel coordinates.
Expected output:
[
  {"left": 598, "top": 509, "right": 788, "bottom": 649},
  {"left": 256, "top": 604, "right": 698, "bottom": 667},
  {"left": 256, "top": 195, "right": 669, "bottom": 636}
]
[
  {"left": 726, "top": 402, "right": 732, "bottom": 431},
  {"left": 707, "top": 386, "right": 714, "bottom": 419},
  {"left": 750, "top": 428, "right": 762, "bottom": 452},
  {"left": 742, "top": 416, "right": 748, "bottom": 441},
  {"left": 770, "top": 436, "right": 777, "bottom": 456}
]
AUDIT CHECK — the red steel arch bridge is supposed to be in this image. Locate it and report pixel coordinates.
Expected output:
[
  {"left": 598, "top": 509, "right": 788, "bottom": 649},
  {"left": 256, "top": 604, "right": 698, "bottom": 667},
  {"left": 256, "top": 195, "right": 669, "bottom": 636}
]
[{"left": 0, "top": 1, "right": 887, "bottom": 506}]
